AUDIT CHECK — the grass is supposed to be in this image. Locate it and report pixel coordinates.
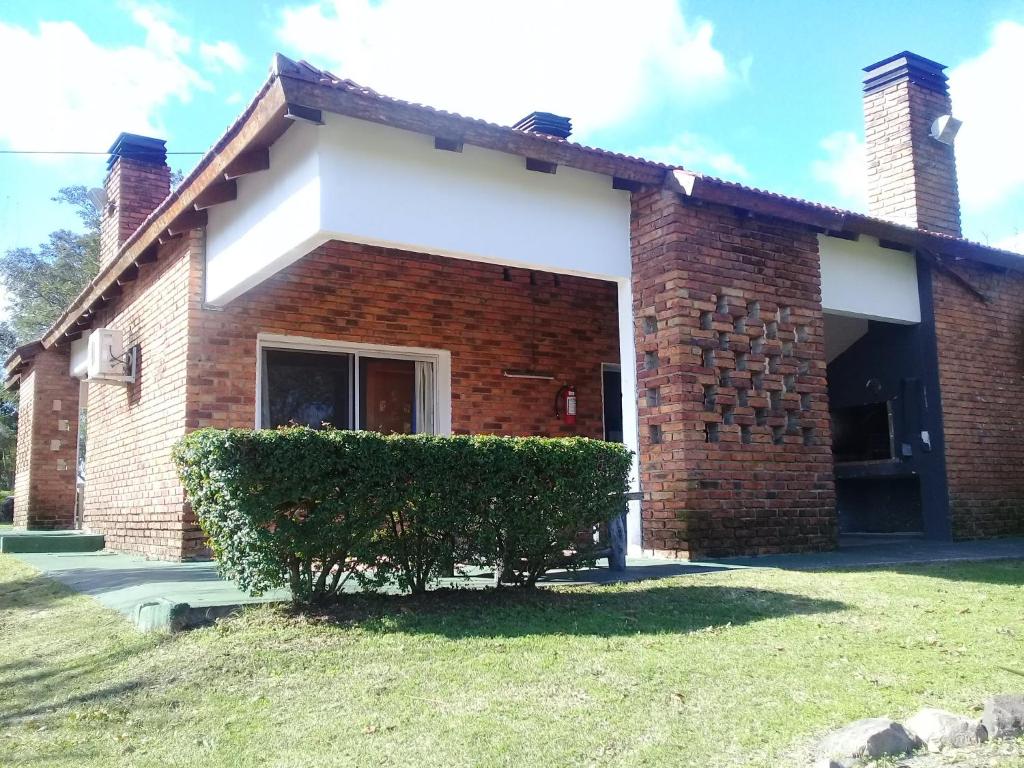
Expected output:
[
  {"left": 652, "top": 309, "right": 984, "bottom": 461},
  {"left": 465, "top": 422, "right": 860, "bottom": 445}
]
[{"left": 1, "top": 556, "right": 1022, "bottom": 767}]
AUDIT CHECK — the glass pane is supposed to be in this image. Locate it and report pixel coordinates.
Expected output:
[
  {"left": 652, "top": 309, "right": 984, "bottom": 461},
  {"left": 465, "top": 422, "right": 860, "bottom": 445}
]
[
  {"left": 359, "top": 358, "right": 416, "bottom": 434},
  {"left": 263, "top": 349, "right": 352, "bottom": 429}
]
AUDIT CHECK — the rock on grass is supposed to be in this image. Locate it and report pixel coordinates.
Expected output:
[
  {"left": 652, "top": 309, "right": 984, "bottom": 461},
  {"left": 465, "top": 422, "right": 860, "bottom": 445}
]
[
  {"left": 906, "top": 708, "right": 987, "bottom": 751},
  {"left": 818, "top": 717, "right": 920, "bottom": 762}
]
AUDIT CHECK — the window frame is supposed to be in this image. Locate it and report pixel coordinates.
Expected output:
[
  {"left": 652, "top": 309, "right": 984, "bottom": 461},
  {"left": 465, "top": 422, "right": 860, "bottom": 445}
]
[{"left": 255, "top": 333, "right": 452, "bottom": 435}]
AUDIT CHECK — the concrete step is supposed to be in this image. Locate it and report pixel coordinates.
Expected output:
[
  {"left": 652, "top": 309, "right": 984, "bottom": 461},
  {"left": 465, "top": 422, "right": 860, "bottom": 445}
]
[{"left": 0, "top": 529, "right": 105, "bottom": 554}]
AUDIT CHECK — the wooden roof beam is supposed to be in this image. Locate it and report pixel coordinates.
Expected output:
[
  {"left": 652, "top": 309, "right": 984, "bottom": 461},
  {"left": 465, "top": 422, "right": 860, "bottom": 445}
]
[
  {"left": 166, "top": 210, "right": 208, "bottom": 237},
  {"left": 223, "top": 148, "right": 270, "bottom": 180},
  {"left": 194, "top": 180, "right": 237, "bottom": 211}
]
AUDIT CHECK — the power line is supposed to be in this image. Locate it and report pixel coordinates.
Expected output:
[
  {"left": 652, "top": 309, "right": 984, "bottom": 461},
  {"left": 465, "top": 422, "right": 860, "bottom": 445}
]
[{"left": 0, "top": 150, "right": 204, "bottom": 156}]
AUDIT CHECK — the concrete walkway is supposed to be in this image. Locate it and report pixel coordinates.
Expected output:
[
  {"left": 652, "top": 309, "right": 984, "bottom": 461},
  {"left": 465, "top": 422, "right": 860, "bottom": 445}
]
[{"left": 9, "top": 537, "right": 1024, "bottom": 631}]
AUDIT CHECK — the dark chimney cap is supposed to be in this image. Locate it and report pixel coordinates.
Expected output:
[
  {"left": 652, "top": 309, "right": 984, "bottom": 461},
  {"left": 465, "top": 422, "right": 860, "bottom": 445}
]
[
  {"left": 512, "top": 111, "right": 572, "bottom": 139},
  {"left": 106, "top": 132, "right": 167, "bottom": 171},
  {"left": 863, "top": 51, "right": 949, "bottom": 96}
]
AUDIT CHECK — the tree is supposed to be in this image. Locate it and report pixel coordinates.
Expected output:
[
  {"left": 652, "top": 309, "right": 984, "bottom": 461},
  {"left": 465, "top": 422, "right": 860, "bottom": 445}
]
[
  {"left": 0, "top": 321, "right": 16, "bottom": 488},
  {"left": 0, "top": 186, "right": 101, "bottom": 343},
  {"left": 0, "top": 186, "right": 101, "bottom": 489}
]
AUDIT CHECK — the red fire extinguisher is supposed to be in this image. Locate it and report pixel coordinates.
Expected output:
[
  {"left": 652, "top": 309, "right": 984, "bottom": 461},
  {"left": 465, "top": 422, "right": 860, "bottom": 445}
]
[{"left": 555, "top": 384, "right": 577, "bottom": 425}]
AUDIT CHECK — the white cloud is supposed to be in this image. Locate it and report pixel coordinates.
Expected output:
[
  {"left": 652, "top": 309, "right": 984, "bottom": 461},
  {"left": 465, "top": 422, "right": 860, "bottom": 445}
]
[
  {"left": 949, "top": 20, "right": 1024, "bottom": 213},
  {"left": 996, "top": 231, "right": 1024, "bottom": 254},
  {"left": 635, "top": 133, "right": 750, "bottom": 180},
  {"left": 811, "top": 21, "right": 1024, "bottom": 219},
  {"left": 0, "top": 6, "right": 209, "bottom": 154},
  {"left": 811, "top": 130, "right": 867, "bottom": 210},
  {"left": 277, "top": 0, "right": 737, "bottom": 137},
  {"left": 200, "top": 40, "right": 247, "bottom": 73}
]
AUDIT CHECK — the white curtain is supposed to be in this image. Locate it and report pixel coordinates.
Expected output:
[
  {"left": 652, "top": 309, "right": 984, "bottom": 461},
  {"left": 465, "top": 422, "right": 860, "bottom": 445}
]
[{"left": 416, "top": 361, "right": 435, "bottom": 434}]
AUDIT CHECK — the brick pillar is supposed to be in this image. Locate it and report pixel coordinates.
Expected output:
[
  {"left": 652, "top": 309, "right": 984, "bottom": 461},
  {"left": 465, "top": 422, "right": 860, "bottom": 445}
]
[
  {"left": 863, "top": 52, "right": 962, "bottom": 237},
  {"left": 631, "top": 188, "right": 836, "bottom": 558},
  {"left": 12, "top": 347, "right": 81, "bottom": 529},
  {"left": 99, "top": 133, "right": 171, "bottom": 268}
]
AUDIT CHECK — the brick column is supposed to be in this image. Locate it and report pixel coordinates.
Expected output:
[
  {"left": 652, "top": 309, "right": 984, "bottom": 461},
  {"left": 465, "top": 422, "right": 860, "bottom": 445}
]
[
  {"left": 99, "top": 133, "right": 171, "bottom": 269},
  {"left": 12, "top": 347, "right": 81, "bottom": 529},
  {"left": 862, "top": 52, "right": 962, "bottom": 237},
  {"left": 631, "top": 188, "right": 836, "bottom": 558}
]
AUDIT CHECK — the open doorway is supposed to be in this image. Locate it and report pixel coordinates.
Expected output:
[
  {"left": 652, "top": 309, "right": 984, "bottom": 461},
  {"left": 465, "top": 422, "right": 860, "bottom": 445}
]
[
  {"left": 601, "top": 363, "right": 623, "bottom": 443},
  {"left": 824, "top": 313, "right": 948, "bottom": 541}
]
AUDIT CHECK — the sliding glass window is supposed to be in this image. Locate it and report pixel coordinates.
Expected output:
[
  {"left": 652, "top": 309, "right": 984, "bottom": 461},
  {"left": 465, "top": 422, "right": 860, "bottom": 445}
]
[{"left": 261, "top": 346, "right": 435, "bottom": 434}]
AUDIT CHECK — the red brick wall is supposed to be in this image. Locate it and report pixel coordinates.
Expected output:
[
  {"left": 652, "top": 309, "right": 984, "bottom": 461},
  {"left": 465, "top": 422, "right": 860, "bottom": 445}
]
[
  {"left": 81, "top": 235, "right": 194, "bottom": 558},
  {"left": 631, "top": 189, "right": 836, "bottom": 558},
  {"left": 12, "top": 347, "right": 81, "bottom": 529},
  {"left": 76, "top": 237, "right": 618, "bottom": 559},
  {"left": 187, "top": 240, "right": 619, "bottom": 438},
  {"left": 932, "top": 263, "right": 1024, "bottom": 538}
]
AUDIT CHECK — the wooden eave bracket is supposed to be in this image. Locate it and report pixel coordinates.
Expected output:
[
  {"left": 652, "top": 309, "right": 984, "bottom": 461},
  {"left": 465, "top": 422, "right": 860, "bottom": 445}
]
[
  {"left": 166, "top": 210, "right": 208, "bottom": 237},
  {"left": 525, "top": 157, "right": 557, "bottom": 174},
  {"left": 433, "top": 136, "right": 463, "bottom": 153},
  {"left": 223, "top": 148, "right": 270, "bottom": 180},
  {"left": 920, "top": 249, "right": 990, "bottom": 303},
  {"left": 194, "top": 180, "right": 237, "bottom": 210},
  {"left": 284, "top": 103, "right": 324, "bottom": 125}
]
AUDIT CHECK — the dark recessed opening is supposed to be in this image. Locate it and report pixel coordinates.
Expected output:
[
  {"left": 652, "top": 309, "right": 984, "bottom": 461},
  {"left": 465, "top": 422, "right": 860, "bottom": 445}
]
[{"left": 705, "top": 422, "right": 720, "bottom": 444}]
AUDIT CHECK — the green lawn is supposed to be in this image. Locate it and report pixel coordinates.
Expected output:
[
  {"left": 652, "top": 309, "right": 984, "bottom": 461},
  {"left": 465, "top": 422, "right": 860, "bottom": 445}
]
[{"left": 1, "top": 555, "right": 1022, "bottom": 767}]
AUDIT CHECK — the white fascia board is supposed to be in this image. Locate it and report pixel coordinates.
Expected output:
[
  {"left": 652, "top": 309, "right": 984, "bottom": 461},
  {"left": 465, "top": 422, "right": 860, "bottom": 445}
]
[{"left": 819, "top": 234, "right": 921, "bottom": 324}]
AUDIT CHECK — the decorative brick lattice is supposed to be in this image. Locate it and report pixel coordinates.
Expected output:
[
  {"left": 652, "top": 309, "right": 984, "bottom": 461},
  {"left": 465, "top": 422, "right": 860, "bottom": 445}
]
[
  {"left": 632, "top": 187, "right": 836, "bottom": 559},
  {"left": 694, "top": 295, "right": 817, "bottom": 449}
]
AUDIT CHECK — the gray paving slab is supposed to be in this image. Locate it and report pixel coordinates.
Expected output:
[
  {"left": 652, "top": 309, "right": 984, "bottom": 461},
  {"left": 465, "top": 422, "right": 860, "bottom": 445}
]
[
  {"left": 8, "top": 536, "right": 1023, "bottom": 631},
  {"left": 707, "top": 537, "right": 1024, "bottom": 571}
]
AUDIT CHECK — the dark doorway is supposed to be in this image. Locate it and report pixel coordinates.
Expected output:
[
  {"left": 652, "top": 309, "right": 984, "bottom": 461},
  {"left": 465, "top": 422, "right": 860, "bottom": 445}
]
[
  {"left": 824, "top": 311, "right": 949, "bottom": 539},
  {"left": 602, "top": 365, "right": 623, "bottom": 443}
]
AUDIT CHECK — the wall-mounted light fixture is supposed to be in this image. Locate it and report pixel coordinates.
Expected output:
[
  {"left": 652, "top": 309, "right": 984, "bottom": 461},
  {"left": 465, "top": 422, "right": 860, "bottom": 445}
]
[{"left": 503, "top": 369, "right": 554, "bottom": 380}]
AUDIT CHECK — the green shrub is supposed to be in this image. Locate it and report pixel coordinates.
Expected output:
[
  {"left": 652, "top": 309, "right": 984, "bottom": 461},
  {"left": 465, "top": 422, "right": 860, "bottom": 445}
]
[
  {"left": 173, "top": 428, "right": 632, "bottom": 602},
  {"left": 360, "top": 434, "right": 483, "bottom": 594},
  {"left": 173, "top": 428, "right": 393, "bottom": 602},
  {"left": 470, "top": 436, "right": 632, "bottom": 587}
]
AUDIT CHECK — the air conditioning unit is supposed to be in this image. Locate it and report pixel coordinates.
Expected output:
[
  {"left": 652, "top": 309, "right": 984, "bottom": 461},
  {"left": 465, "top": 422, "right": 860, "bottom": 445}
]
[{"left": 86, "top": 328, "right": 135, "bottom": 383}]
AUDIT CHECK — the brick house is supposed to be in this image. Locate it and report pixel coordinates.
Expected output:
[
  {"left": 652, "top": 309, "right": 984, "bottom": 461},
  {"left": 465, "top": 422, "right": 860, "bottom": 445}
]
[{"left": 5, "top": 51, "right": 1023, "bottom": 560}]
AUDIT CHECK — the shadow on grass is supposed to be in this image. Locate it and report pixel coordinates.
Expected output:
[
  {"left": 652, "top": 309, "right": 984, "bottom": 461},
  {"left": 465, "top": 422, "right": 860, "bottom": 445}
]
[
  {"left": 0, "top": 572, "right": 81, "bottom": 612},
  {"left": 297, "top": 583, "right": 848, "bottom": 638},
  {"left": 0, "top": 571, "right": 168, "bottom": 728}
]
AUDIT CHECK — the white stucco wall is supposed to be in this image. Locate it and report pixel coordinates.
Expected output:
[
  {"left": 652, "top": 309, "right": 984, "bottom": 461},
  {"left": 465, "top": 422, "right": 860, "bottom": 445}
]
[
  {"left": 205, "top": 115, "right": 632, "bottom": 308},
  {"left": 316, "top": 114, "right": 632, "bottom": 280},
  {"left": 205, "top": 124, "right": 323, "bottom": 307},
  {"left": 818, "top": 234, "right": 921, "bottom": 323}
]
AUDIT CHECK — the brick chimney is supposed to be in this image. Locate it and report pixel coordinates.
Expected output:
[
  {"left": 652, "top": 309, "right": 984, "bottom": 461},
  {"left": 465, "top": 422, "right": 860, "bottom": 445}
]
[
  {"left": 862, "top": 52, "right": 962, "bottom": 237},
  {"left": 99, "top": 133, "right": 171, "bottom": 267}
]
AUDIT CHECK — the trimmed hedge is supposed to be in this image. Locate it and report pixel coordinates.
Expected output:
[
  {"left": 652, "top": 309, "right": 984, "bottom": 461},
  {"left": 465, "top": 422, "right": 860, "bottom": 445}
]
[{"left": 173, "top": 428, "right": 632, "bottom": 602}]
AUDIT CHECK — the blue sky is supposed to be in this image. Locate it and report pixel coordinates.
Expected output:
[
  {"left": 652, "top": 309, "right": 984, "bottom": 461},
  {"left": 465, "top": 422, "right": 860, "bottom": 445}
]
[{"left": 1, "top": 0, "right": 1022, "bottom": 318}]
